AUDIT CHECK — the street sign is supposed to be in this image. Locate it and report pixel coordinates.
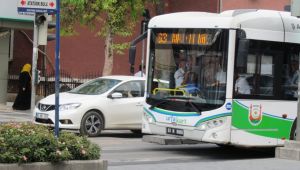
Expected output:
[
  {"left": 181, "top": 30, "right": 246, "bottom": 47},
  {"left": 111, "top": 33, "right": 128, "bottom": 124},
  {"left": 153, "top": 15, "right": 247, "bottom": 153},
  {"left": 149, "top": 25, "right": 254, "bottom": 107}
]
[
  {"left": 17, "top": 0, "right": 56, "bottom": 14},
  {"left": 0, "top": 0, "right": 34, "bottom": 21}
]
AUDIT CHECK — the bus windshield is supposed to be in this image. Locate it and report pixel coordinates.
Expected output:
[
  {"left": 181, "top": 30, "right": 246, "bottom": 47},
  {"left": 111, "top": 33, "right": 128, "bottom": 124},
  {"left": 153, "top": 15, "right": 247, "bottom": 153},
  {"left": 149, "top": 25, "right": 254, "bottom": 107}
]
[{"left": 146, "top": 28, "right": 229, "bottom": 112}]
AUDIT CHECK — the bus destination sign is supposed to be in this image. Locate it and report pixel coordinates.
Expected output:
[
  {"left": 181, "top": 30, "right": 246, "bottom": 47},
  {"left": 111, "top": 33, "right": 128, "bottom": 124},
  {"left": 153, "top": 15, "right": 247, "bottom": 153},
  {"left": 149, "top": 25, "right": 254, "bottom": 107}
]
[{"left": 155, "top": 32, "right": 211, "bottom": 45}]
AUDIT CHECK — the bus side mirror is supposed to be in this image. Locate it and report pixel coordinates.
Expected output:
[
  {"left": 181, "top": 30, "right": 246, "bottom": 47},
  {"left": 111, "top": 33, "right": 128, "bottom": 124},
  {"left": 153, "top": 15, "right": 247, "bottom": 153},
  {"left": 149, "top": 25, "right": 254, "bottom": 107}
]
[
  {"left": 129, "top": 46, "right": 136, "bottom": 74},
  {"left": 236, "top": 39, "right": 249, "bottom": 67}
]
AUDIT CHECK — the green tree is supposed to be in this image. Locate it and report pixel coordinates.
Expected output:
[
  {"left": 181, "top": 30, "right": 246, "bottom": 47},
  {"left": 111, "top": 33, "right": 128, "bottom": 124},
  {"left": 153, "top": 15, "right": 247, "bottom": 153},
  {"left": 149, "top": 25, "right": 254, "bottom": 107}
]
[{"left": 61, "top": 0, "right": 151, "bottom": 75}]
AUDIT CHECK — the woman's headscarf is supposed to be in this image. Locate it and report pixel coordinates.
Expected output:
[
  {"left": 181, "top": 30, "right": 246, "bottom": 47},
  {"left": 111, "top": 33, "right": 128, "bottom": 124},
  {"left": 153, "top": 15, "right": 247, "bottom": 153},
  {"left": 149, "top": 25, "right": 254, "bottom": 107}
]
[
  {"left": 21, "top": 64, "right": 32, "bottom": 79},
  {"left": 21, "top": 64, "right": 31, "bottom": 73}
]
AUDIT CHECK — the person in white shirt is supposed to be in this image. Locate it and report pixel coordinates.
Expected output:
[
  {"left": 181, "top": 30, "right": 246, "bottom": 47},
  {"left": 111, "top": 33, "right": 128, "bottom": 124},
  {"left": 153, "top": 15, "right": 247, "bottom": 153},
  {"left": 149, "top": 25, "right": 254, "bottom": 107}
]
[
  {"left": 235, "top": 74, "right": 251, "bottom": 94},
  {"left": 134, "top": 65, "right": 145, "bottom": 77},
  {"left": 215, "top": 69, "right": 227, "bottom": 85},
  {"left": 287, "top": 60, "right": 299, "bottom": 86},
  {"left": 174, "top": 60, "right": 186, "bottom": 88},
  {"left": 285, "top": 60, "right": 299, "bottom": 98}
]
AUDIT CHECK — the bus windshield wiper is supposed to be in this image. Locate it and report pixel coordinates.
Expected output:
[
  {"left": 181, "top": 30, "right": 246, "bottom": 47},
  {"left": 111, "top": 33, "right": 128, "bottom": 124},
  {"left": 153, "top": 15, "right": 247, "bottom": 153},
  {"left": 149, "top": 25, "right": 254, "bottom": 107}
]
[
  {"left": 174, "top": 96, "right": 201, "bottom": 114},
  {"left": 188, "top": 101, "right": 202, "bottom": 115},
  {"left": 149, "top": 97, "right": 172, "bottom": 110},
  {"left": 149, "top": 96, "right": 201, "bottom": 115},
  {"left": 164, "top": 96, "right": 202, "bottom": 114}
]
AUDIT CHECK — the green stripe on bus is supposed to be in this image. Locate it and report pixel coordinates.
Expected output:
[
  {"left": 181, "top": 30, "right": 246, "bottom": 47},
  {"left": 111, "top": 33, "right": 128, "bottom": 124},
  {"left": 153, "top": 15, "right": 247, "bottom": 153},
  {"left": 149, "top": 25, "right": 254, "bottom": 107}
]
[
  {"left": 153, "top": 107, "right": 199, "bottom": 116},
  {"left": 232, "top": 100, "right": 294, "bottom": 139}
]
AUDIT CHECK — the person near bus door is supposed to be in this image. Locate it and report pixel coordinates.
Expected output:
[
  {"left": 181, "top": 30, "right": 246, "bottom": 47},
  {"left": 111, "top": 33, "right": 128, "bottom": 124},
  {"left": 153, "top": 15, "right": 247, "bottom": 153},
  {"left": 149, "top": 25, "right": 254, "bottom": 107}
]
[
  {"left": 12, "top": 63, "right": 32, "bottom": 110},
  {"left": 285, "top": 60, "right": 300, "bottom": 98}
]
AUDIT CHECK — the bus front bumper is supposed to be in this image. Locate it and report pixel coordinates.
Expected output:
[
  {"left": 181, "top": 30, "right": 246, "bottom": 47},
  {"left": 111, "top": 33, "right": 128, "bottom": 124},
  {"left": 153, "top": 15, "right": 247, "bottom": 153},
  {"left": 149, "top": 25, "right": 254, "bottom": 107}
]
[{"left": 143, "top": 122, "right": 206, "bottom": 141}]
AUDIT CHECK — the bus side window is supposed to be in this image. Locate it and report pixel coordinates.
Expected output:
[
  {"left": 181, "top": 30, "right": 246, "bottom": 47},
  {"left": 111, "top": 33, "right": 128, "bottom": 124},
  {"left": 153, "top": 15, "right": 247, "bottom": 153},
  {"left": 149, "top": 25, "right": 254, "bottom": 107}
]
[
  {"left": 235, "top": 74, "right": 251, "bottom": 95},
  {"left": 282, "top": 47, "right": 300, "bottom": 100}
]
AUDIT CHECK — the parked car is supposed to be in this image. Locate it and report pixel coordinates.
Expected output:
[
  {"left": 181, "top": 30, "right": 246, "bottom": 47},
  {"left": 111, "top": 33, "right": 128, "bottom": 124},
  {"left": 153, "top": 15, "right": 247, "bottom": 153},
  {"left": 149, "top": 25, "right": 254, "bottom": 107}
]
[{"left": 34, "top": 75, "right": 145, "bottom": 137}]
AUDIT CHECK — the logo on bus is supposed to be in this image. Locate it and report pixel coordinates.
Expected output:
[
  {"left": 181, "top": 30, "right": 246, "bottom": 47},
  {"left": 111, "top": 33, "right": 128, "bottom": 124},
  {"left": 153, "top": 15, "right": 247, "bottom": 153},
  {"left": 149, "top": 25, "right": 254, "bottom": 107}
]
[
  {"left": 248, "top": 104, "right": 262, "bottom": 126},
  {"left": 166, "top": 116, "right": 187, "bottom": 125},
  {"left": 225, "top": 102, "right": 232, "bottom": 110}
]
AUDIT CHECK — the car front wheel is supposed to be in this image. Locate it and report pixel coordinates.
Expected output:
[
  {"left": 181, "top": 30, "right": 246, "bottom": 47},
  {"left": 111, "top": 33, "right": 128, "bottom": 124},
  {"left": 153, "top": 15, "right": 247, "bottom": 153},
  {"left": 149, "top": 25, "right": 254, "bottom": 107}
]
[{"left": 80, "top": 110, "right": 103, "bottom": 137}]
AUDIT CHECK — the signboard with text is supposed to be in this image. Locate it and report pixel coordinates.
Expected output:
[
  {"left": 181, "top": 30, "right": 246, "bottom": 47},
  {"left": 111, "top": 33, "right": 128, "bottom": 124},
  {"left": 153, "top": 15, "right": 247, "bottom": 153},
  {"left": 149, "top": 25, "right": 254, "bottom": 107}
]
[
  {"left": 0, "top": 0, "right": 34, "bottom": 21},
  {"left": 18, "top": 0, "right": 56, "bottom": 14}
]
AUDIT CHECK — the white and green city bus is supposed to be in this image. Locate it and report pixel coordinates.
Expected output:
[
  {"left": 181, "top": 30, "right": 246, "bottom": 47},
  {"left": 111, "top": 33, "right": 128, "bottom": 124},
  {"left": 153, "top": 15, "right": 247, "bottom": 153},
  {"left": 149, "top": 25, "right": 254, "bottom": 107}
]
[{"left": 130, "top": 9, "right": 300, "bottom": 147}]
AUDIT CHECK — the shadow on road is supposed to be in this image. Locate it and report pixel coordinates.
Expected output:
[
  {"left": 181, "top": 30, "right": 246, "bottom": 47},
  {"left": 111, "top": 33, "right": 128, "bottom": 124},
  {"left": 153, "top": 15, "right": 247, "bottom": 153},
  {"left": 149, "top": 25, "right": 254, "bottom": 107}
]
[
  {"left": 96, "top": 131, "right": 143, "bottom": 139},
  {"left": 148, "top": 144, "right": 275, "bottom": 161},
  {"left": 91, "top": 131, "right": 275, "bottom": 161}
]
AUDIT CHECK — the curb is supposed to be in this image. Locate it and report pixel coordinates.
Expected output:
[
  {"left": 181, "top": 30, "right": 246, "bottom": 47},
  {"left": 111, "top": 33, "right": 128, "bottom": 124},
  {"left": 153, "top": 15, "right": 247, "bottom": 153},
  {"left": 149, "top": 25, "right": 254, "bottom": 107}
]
[
  {"left": 0, "top": 159, "right": 108, "bottom": 170},
  {"left": 276, "top": 140, "right": 300, "bottom": 161}
]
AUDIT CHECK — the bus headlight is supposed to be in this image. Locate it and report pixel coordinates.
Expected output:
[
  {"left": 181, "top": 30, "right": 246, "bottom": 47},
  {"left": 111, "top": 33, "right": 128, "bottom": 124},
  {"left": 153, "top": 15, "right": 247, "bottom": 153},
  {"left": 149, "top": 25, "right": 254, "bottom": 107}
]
[
  {"left": 197, "top": 117, "right": 227, "bottom": 130},
  {"left": 199, "top": 124, "right": 207, "bottom": 130}
]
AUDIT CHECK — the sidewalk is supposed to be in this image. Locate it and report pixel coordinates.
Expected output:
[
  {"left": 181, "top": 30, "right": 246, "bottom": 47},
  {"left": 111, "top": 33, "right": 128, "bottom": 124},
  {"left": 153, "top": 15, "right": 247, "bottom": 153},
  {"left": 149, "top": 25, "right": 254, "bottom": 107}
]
[{"left": 0, "top": 102, "right": 33, "bottom": 123}]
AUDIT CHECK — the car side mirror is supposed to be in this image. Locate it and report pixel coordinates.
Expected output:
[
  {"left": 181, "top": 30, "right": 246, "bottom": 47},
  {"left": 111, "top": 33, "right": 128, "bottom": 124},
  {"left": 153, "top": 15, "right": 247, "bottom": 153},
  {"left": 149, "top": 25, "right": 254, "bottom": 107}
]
[{"left": 108, "top": 92, "right": 123, "bottom": 99}]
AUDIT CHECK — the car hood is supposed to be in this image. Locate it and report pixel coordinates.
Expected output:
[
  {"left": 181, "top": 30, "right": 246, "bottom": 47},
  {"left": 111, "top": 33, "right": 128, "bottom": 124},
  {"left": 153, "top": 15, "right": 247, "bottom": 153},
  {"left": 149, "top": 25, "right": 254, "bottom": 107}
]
[{"left": 39, "top": 92, "right": 104, "bottom": 105}]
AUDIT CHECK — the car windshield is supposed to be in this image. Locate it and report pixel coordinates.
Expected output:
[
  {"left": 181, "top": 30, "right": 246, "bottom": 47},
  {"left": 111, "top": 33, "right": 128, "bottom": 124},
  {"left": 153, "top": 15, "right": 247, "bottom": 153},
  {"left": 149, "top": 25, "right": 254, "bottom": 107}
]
[
  {"left": 146, "top": 28, "right": 229, "bottom": 112},
  {"left": 69, "top": 78, "right": 121, "bottom": 95}
]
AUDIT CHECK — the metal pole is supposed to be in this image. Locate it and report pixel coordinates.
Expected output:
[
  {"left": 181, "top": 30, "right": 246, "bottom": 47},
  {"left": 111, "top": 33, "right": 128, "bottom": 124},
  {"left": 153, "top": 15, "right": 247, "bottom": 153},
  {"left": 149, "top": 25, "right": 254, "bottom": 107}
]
[
  {"left": 31, "top": 16, "right": 38, "bottom": 112},
  {"left": 141, "top": 22, "right": 146, "bottom": 77},
  {"left": 42, "top": 45, "right": 47, "bottom": 97},
  {"left": 291, "top": 0, "right": 300, "bottom": 141},
  {"left": 54, "top": 0, "right": 60, "bottom": 138},
  {"left": 296, "top": 52, "right": 300, "bottom": 141},
  {"left": 218, "top": 0, "right": 222, "bottom": 13},
  {"left": 141, "top": 22, "right": 146, "bottom": 76}
]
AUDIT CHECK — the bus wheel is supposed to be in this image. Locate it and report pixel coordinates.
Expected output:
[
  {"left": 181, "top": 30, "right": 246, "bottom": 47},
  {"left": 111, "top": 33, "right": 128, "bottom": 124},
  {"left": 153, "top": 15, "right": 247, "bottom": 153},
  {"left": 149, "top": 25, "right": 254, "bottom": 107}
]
[{"left": 290, "top": 118, "right": 297, "bottom": 140}]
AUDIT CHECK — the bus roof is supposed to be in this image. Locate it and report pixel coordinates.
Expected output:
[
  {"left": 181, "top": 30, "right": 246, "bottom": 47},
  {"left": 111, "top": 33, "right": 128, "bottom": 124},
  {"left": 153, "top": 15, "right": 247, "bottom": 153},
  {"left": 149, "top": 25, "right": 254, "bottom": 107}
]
[{"left": 148, "top": 9, "right": 300, "bottom": 43}]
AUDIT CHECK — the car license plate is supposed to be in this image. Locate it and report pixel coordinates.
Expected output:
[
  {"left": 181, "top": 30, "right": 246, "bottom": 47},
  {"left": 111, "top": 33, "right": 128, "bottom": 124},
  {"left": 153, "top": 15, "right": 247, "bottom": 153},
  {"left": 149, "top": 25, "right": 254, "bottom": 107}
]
[
  {"left": 166, "top": 127, "right": 184, "bottom": 136},
  {"left": 36, "top": 113, "right": 48, "bottom": 119}
]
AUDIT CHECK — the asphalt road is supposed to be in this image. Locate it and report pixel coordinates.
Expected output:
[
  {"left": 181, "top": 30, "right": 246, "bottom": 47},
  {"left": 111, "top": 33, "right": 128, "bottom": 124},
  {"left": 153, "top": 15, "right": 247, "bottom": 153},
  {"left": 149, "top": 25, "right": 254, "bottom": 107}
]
[
  {"left": 1, "top": 109, "right": 300, "bottom": 170},
  {"left": 0, "top": 110, "right": 33, "bottom": 123},
  {"left": 90, "top": 130, "right": 300, "bottom": 170}
]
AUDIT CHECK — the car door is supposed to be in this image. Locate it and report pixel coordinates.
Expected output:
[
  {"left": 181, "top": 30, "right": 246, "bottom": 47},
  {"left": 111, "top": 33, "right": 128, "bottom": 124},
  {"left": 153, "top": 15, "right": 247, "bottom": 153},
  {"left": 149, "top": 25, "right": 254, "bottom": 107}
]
[{"left": 106, "top": 80, "right": 144, "bottom": 129}]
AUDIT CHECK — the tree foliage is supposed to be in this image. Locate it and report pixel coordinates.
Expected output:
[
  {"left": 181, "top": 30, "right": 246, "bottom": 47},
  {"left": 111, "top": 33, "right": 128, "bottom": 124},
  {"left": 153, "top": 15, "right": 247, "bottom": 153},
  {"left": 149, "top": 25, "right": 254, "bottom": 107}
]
[
  {"left": 65, "top": 2, "right": 141, "bottom": 52},
  {"left": 60, "top": 0, "right": 152, "bottom": 75}
]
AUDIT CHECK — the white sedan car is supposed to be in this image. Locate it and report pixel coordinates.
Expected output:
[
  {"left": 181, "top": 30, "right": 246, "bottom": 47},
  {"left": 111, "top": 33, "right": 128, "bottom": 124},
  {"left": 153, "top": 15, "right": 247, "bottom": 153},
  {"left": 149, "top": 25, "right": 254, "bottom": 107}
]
[{"left": 34, "top": 75, "right": 145, "bottom": 137}]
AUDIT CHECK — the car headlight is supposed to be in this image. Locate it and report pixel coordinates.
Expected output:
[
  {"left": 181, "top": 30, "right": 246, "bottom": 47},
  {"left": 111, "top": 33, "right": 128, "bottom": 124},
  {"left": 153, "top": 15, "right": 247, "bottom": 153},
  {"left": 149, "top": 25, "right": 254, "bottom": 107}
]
[{"left": 59, "top": 103, "right": 81, "bottom": 111}]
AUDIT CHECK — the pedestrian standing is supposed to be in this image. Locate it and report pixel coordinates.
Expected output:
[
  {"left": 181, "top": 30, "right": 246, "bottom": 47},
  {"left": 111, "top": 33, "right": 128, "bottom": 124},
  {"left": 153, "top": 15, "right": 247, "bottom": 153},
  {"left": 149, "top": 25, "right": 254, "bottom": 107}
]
[{"left": 12, "top": 63, "right": 32, "bottom": 110}]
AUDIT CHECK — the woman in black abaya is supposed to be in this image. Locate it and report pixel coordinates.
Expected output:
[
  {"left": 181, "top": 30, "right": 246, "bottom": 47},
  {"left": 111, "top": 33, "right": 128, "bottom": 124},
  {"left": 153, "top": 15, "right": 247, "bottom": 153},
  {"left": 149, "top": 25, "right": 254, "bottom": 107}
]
[{"left": 13, "top": 64, "right": 32, "bottom": 110}]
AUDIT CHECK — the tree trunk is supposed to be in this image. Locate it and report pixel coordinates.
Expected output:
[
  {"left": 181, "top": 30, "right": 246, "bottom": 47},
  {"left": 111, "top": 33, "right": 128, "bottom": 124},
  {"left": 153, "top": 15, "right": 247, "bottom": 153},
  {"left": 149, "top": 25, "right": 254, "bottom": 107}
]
[{"left": 102, "top": 29, "right": 113, "bottom": 76}]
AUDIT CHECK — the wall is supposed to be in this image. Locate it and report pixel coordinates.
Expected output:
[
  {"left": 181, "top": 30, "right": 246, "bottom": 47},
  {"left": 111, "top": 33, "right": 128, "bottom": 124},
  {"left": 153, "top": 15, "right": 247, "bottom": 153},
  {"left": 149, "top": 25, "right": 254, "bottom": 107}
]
[
  {"left": 221, "top": 0, "right": 290, "bottom": 11},
  {"left": 164, "top": 0, "right": 218, "bottom": 13},
  {"left": 9, "top": 30, "right": 34, "bottom": 74},
  {"left": 0, "top": 34, "right": 10, "bottom": 103}
]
